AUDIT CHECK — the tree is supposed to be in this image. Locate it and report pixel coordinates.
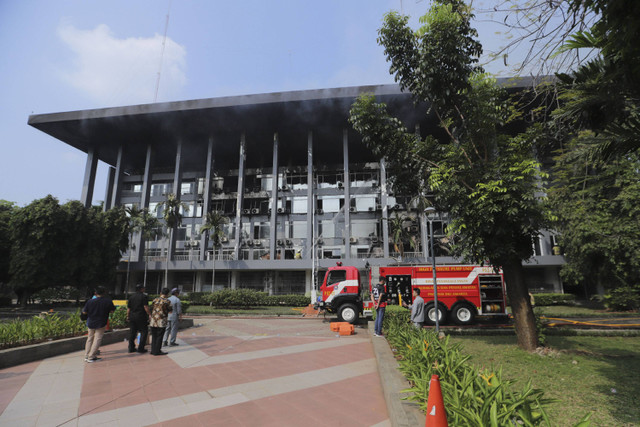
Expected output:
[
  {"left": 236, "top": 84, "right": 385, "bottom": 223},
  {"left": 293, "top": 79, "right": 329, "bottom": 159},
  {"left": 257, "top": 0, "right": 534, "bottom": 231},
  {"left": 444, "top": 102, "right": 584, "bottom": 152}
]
[
  {"left": 9, "top": 196, "right": 69, "bottom": 306},
  {"left": 200, "top": 210, "right": 229, "bottom": 292},
  {"left": 156, "top": 193, "right": 188, "bottom": 289},
  {"left": 388, "top": 213, "right": 414, "bottom": 260},
  {"left": 138, "top": 208, "right": 161, "bottom": 288},
  {"left": 349, "top": 1, "right": 547, "bottom": 350},
  {"left": 0, "top": 201, "right": 16, "bottom": 289}
]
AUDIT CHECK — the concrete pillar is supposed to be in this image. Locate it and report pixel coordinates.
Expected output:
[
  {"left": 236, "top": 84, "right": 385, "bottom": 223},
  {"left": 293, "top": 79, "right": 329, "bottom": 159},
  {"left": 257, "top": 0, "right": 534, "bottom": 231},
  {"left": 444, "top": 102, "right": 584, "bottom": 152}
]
[
  {"left": 136, "top": 144, "right": 154, "bottom": 261},
  {"left": 231, "top": 271, "right": 238, "bottom": 290},
  {"left": 200, "top": 138, "right": 215, "bottom": 261},
  {"left": 380, "top": 158, "right": 390, "bottom": 258},
  {"left": 103, "top": 167, "right": 115, "bottom": 211},
  {"left": 168, "top": 140, "right": 183, "bottom": 262},
  {"left": 343, "top": 130, "right": 351, "bottom": 259},
  {"left": 306, "top": 131, "right": 314, "bottom": 259},
  {"left": 81, "top": 148, "right": 98, "bottom": 208},
  {"left": 234, "top": 133, "right": 246, "bottom": 260},
  {"left": 269, "top": 133, "right": 279, "bottom": 260},
  {"left": 110, "top": 146, "right": 124, "bottom": 208}
]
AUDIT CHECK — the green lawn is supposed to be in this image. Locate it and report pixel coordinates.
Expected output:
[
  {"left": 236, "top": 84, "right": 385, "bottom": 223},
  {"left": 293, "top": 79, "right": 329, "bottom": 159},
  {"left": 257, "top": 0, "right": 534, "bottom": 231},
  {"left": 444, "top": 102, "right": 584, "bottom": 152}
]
[
  {"left": 533, "top": 304, "right": 639, "bottom": 318},
  {"left": 449, "top": 335, "right": 640, "bottom": 426}
]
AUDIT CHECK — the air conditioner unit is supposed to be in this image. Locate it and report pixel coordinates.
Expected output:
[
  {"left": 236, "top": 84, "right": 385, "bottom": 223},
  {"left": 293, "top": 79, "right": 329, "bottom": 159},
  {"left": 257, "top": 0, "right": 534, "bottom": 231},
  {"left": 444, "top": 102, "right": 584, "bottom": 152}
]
[
  {"left": 280, "top": 185, "right": 289, "bottom": 191},
  {"left": 253, "top": 186, "right": 261, "bottom": 193},
  {"left": 349, "top": 207, "right": 356, "bottom": 213},
  {"left": 277, "top": 207, "right": 285, "bottom": 213},
  {"left": 317, "top": 238, "right": 324, "bottom": 245},
  {"left": 349, "top": 237, "right": 358, "bottom": 244},
  {"left": 376, "top": 204, "right": 383, "bottom": 211},
  {"left": 243, "top": 209, "right": 251, "bottom": 215},
  {"left": 394, "top": 204, "right": 404, "bottom": 210},
  {"left": 286, "top": 239, "right": 293, "bottom": 246},
  {"left": 251, "top": 208, "right": 260, "bottom": 214},
  {"left": 277, "top": 239, "right": 284, "bottom": 246},
  {"left": 254, "top": 240, "right": 263, "bottom": 247},
  {"left": 368, "top": 207, "right": 375, "bottom": 212},
  {"left": 246, "top": 239, "right": 254, "bottom": 246},
  {"left": 371, "top": 236, "right": 379, "bottom": 243},
  {"left": 316, "top": 209, "right": 324, "bottom": 215},
  {"left": 337, "top": 181, "right": 343, "bottom": 189},
  {"left": 221, "top": 237, "right": 229, "bottom": 243}
]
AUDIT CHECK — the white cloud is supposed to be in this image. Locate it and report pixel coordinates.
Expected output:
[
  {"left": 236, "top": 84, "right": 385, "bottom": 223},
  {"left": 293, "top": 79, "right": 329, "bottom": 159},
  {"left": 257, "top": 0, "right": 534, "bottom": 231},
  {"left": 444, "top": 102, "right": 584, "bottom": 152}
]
[{"left": 57, "top": 23, "right": 186, "bottom": 106}]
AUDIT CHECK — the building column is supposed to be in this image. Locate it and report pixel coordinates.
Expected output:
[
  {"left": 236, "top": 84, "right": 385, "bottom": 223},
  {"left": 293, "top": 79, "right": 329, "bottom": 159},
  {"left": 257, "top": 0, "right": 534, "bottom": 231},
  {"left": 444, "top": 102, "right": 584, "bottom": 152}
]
[
  {"left": 200, "top": 137, "right": 214, "bottom": 261},
  {"left": 306, "top": 131, "right": 314, "bottom": 259},
  {"left": 110, "top": 146, "right": 124, "bottom": 208},
  {"left": 168, "top": 139, "right": 183, "bottom": 262},
  {"left": 234, "top": 133, "right": 246, "bottom": 260},
  {"left": 343, "top": 130, "right": 351, "bottom": 259},
  {"left": 231, "top": 271, "right": 238, "bottom": 289},
  {"left": 136, "top": 144, "right": 154, "bottom": 261},
  {"left": 269, "top": 133, "right": 279, "bottom": 260},
  {"left": 81, "top": 148, "right": 98, "bottom": 208},
  {"left": 103, "top": 167, "right": 115, "bottom": 211},
  {"left": 380, "top": 158, "right": 390, "bottom": 258}
]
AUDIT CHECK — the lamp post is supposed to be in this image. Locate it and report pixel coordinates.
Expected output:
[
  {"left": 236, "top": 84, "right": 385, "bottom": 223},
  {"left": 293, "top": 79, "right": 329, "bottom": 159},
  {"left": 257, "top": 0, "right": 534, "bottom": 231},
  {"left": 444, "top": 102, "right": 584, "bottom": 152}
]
[{"left": 424, "top": 207, "right": 440, "bottom": 333}]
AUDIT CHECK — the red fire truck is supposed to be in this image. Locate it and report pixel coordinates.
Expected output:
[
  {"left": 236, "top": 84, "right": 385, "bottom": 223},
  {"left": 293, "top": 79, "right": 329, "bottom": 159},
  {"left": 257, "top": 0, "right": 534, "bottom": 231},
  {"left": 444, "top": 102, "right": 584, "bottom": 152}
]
[{"left": 315, "top": 263, "right": 508, "bottom": 325}]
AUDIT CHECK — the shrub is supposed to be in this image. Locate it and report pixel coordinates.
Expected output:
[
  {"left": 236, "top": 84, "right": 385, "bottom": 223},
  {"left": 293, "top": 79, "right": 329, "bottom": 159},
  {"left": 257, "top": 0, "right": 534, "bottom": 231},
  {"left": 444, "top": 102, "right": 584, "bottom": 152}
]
[
  {"left": 263, "top": 294, "right": 310, "bottom": 307},
  {"left": 603, "top": 285, "right": 640, "bottom": 311},
  {"left": 187, "top": 292, "right": 208, "bottom": 305},
  {"left": 382, "top": 308, "right": 561, "bottom": 426},
  {"left": 109, "top": 306, "right": 128, "bottom": 329},
  {"left": 0, "top": 311, "right": 87, "bottom": 349},
  {"left": 532, "top": 293, "right": 576, "bottom": 306},
  {"left": 204, "top": 289, "right": 266, "bottom": 307}
]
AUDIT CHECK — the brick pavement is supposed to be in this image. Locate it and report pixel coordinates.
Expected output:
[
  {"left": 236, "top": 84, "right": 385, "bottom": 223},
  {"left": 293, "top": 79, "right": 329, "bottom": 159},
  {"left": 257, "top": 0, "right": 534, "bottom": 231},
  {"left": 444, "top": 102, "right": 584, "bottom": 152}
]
[{"left": 0, "top": 318, "right": 390, "bottom": 426}]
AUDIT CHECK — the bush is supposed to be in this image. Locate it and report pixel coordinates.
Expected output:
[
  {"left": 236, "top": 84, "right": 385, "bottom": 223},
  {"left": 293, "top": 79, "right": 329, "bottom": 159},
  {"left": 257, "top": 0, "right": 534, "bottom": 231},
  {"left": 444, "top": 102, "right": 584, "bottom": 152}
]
[
  {"left": 532, "top": 293, "right": 576, "bottom": 306},
  {"left": 188, "top": 292, "right": 208, "bottom": 305},
  {"left": 187, "top": 290, "right": 309, "bottom": 308},
  {"left": 382, "top": 308, "right": 562, "bottom": 426},
  {"left": 0, "top": 311, "right": 86, "bottom": 349},
  {"left": 603, "top": 285, "right": 640, "bottom": 311},
  {"left": 109, "top": 306, "right": 128, "bottom": 329},
  {"left": 263, "top": 294, "right": 310, "bottom": 307}
]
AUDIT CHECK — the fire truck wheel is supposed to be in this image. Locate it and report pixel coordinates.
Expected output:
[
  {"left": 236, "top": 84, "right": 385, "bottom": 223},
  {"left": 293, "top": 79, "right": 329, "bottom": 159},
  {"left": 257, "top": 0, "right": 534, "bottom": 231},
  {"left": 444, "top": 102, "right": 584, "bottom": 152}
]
[
  {"left": 338, "top": 303, "right": 359, "bottom": 324},
  {"left": 424, "top": 303, "right": 446, "bottom": 326},
  {"left": 451, "top": 304, "right": 476, "bottom": 325}
]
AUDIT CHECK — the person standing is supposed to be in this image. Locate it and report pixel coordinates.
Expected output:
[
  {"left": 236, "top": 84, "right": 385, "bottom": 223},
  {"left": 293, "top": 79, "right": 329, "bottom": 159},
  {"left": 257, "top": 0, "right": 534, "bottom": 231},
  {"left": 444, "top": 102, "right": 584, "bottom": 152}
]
[
  {"left": 82, "top": 286, "right": 115, "bottom": 363},
  {"left": 403, "top": 288, "right": 425, "bottom": 329},
  {"left": 371, "top": 276, "right": 387, "bottom": 337},
  {"left": 127, "top": 284, "right": 151, "bottom": 353},
  {"left": 149, "top": 288, "right": 172, "bottom": 356},
  {"left": 163, "top": 288, "right": 182, "bottom": 347}
]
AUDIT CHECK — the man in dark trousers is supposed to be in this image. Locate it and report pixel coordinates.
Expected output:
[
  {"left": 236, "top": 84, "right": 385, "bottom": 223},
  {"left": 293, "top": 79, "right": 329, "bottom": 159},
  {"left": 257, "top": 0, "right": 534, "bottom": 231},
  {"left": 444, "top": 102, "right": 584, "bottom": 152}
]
[
  {"left": 149, "top": 288, "right": 172, "bottom": 356},
  {"left": 127, "top": 284, "right": 151, "bottom": 353},
  {"left": 82, "top": 286, "right": 115, "bottom": 362},
  {"left": 403, "top": 288, "right": 425, "bottom": 329},
  {"left": 372, "top": 276, "right": 388, "bottom": 337}
]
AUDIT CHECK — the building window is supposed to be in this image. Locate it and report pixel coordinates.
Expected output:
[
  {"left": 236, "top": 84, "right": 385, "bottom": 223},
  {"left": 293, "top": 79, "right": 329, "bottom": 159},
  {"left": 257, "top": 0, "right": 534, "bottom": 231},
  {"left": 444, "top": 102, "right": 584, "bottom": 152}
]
[
  {"left": 292, "top": 197, "right": 306, "bottom": 214},
  {"left": 151, "top": 183, "right": 172, "bottom": 197}
]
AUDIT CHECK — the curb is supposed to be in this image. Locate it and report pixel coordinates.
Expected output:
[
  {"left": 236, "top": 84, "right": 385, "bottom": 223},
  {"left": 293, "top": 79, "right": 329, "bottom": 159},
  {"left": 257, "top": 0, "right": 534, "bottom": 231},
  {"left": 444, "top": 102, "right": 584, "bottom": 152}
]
[
  {"left": 368, "top": 321, "right": 424, "bottom": 427},
  {"left": 0, "top": 319, "right": 194, "bottom": 369}
]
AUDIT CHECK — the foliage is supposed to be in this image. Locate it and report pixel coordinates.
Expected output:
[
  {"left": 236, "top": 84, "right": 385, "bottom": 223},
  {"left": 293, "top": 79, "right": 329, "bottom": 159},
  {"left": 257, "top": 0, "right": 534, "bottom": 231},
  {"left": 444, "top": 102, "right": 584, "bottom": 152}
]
[
  {"left": 382, "top": 308, "right": 558, "bottom": 425},
  {"left": 548, "top": 146, "right": 640, "bottom": 295},
  {"left": 0, "top": 311, "right": 86, "bottom": 350},
  {"left": 534, "top": 308, "right": 548, "bottom": 347},
  {"left": 532, "top": 293, "right": 576, "bottom": 306},
  {"left": 157, "top": 193, "right": 188, "bottom": 286},
  {"left": 603, "top": 285, "right": 640, "bottom": 311},
  {"left": 350, "top": 0, "right": 544, "bottom": 350},
  {"left": 0, "top": 200, "right": 16, "bottom": 287},
  {"left": 6, "top": 197, "right": 130, "bottom": 306},
  {"left": 32, "top": 287, "right": 85, "bottom": 304},
  {"left": 109, "top": 306, "right": 128, "bottom": 329},
  {"left": 188, "top": 290, "right": 309, "bottom": 308},
  {"left": 200, "top": 210, "right": 229, "bottom": 249}
]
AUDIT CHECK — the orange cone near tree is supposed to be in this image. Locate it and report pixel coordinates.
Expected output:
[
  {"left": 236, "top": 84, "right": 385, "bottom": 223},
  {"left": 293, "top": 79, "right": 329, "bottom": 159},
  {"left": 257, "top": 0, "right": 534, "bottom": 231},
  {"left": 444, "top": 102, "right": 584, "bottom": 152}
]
[{"left": 425, "top": 375, "right": 448, "bottom": 427}]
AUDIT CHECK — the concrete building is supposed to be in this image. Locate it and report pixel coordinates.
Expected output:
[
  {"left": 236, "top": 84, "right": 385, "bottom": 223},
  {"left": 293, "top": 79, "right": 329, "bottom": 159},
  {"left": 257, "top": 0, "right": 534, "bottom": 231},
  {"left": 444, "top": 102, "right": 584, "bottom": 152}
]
[{"left": 28, "top": 83, "right": 565, "bottom": 295}]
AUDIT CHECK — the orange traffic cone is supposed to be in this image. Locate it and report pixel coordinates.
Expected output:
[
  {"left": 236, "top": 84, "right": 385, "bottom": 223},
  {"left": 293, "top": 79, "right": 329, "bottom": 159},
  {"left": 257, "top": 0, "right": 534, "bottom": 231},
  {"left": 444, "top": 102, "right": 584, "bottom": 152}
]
[{"left": 425, "top": 375, "right": 448, "bottom": 427}]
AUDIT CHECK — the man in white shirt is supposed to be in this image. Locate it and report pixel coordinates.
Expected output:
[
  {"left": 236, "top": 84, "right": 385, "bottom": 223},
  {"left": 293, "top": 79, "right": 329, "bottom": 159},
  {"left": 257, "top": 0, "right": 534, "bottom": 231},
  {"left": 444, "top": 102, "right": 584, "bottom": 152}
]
[
  {"left": 163, "top": 288, "right": 182, "bottom": 347},
  {"left": 403, "top": 288, "right": 425, "bottom": 329}
]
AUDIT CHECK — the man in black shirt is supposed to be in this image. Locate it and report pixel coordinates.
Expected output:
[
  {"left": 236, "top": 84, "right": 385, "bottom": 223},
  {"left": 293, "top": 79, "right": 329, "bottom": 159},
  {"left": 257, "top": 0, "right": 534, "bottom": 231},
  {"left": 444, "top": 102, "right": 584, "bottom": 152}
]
[
  {"left": 127, "top": 284, "right": 151, "bottom": 353},
  {"left": 82, "top": 286, "right": 115, "bottom": 362}
]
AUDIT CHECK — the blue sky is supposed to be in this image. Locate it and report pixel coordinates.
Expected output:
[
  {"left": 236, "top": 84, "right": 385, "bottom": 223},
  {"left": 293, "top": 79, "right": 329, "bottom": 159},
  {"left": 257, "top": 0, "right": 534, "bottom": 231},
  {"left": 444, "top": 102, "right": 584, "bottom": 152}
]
[{"left": 0, "top": 0, "right": 514, "bottom": 207}]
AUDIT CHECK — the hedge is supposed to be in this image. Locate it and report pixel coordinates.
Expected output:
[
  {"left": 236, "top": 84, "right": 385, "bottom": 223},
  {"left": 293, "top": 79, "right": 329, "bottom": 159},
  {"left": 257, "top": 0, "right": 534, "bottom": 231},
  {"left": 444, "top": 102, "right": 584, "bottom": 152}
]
[
  {"left": 186, "top": 290, "right": 308, "bottom": 308},
  {"left": 532, "top": 293, "right": 576, "bottom": 306}
]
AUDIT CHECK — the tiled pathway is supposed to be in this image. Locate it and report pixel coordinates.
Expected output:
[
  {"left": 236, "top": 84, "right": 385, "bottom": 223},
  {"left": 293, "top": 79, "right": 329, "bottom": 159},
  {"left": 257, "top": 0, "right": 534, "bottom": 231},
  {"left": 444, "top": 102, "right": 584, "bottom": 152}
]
[{"left": 0, "top": 318, "right": 390, "bottom": 426}]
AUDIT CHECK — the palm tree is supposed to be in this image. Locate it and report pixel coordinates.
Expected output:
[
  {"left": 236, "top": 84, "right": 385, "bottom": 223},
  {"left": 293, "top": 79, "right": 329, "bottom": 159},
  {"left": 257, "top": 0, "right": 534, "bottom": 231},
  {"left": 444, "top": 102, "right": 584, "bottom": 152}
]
[
  {"left": 156, "top": 193, "right": 188, "bottom": 288},
  {"left": 138, "top": 209, "right": 161, "bottom": 289},
  {"left": 124, "top": 205, "right": 143, "bottom": 296},
  {"left": 200, "top": 210, "right": 229, "bottom": 292},
  {"left": 388, "top": 213, "right": 415, "bottom": 260}
]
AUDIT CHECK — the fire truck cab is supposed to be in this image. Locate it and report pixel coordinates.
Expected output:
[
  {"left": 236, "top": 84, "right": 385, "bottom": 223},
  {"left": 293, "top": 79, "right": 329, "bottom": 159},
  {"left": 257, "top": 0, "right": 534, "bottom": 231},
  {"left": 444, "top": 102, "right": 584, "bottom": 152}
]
[{"left": 314, "top": 263, "right": 365, "bottom": 324}]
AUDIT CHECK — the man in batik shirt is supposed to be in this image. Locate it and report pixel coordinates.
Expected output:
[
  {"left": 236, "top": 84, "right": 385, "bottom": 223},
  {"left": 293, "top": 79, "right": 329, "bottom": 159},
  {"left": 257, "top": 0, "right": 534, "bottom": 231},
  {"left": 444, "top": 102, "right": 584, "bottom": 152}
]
[{"left": 149, "top": 287, "right": 172, "bottom": 356}]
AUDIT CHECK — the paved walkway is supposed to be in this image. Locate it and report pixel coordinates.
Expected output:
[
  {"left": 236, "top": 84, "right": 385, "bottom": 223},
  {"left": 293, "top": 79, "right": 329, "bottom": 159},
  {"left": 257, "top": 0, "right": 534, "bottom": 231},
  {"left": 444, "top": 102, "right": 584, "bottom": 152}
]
[{"left": 0, "top": 318, "right": 390, "bottom": 426}]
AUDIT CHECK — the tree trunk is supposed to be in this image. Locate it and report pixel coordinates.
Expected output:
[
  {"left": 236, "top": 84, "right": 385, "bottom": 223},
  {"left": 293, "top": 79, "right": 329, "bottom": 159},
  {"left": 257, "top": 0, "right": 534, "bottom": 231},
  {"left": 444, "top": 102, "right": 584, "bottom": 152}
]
[{"left": 503, "top": 258, "right": 538, "bottom": 351}]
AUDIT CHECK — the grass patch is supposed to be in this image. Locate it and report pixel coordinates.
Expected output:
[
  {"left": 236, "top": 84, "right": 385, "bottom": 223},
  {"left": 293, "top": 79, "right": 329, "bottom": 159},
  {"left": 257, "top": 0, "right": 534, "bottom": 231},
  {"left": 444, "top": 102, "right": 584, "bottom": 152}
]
[
  {"left": 449, "top": 335, "right": 640, "bottom": 426},
  {"left": 186, "top": 306, "right": 304, "bottom": 316}
]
